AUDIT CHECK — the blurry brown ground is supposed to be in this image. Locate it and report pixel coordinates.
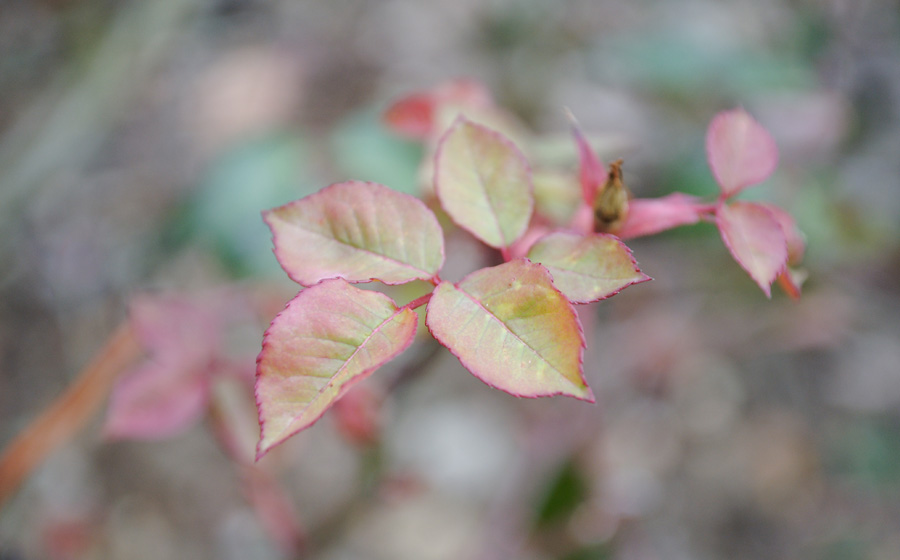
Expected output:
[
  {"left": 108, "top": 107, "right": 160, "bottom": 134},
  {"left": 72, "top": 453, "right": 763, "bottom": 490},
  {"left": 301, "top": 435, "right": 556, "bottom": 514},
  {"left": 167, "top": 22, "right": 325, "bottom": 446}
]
[{"left": 2, "top": 1, "right": 900, "bottom": 559}]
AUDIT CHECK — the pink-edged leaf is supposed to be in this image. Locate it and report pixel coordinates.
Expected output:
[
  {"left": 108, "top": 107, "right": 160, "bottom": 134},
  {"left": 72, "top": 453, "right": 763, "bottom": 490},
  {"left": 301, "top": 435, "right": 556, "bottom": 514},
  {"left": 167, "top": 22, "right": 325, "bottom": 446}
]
[
  {"left": 717, "top": 201, "right": 789, "bottom": 298},
  {"left": 755, "top": 202, "right": 806, "bottom": 265},
  {"left": 425, "top": 259, "right": 592, "bottom": 401},
  {"left": 706, "top": 108, "right": 778, "bottom": 197},
  {"left": 569, "top": 113, "right": 606, "bottom": 206},
  {"left": 264, "top": 181, "right": 444, "bottom": 286},
  {"left": 617, "top": 193, "right": 708, "bottom": 239},
  {"left": 526, "top": 232, "right": 651, "bottom": 304},
  {"left": 434, "top": 118, "right": 534, "bottom": 250},
  {"left": 255, "top": 279, "right": 417, "bottom": 458},
  {"left": 103, "top": 360, "right": 210, "bottom": 440}
]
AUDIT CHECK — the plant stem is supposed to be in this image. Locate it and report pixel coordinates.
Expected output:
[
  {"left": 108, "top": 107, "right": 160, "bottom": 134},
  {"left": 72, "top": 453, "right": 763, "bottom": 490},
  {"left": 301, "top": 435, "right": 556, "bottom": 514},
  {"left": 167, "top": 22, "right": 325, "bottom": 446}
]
[
  {"left": 0, "top": 321, "right": 141, "bottom": 507},
  {"left": 403, "top": 292, "right": 433, "bottom": 311}
]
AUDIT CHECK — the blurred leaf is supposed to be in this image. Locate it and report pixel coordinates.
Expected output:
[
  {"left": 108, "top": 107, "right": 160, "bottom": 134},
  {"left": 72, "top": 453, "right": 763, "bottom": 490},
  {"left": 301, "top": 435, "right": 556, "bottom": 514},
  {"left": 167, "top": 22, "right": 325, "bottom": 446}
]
[
  {"left": 571, "top": 116, "right": 606, "bottom": 206},
  {"left": 829, "top": 419, "right": 900, "bottom": 488},
  {"left": 599, "top": 34, "right": 816, "bottom": 98},
  {"left": 817, "top": 537, "right": 868, "bottom": 560},
  {"left": 618, "top": 193, "right": 706, "bottom": 240},
  {"left": 536, "top": 460, "right": 588, "bottom": 526},
  {"left": 706, "top": 109, "right": 779, "bottom": 198},
  {"left": 560, "top": 544, "right": 614, "bottom": 560},
  {"left": 533, "top": 171, "right": 581, "bottom": 226},
  {"left": 717, "top": 201, "right": 788, "bottom": 297},
  {"left": 331, "top": 107, "right": 424, "bottom": 195},
  {"left": 103, "top": 294, "right": 222, "bottom": 440},
  {"left": 191, "top": 132, "right": 318, "bottom": 277}
]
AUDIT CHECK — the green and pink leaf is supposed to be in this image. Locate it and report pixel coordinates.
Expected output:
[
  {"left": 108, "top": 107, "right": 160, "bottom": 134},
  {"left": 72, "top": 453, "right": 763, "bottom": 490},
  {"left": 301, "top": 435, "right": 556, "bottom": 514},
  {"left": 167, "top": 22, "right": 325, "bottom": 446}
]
[
  {"left": 425, "top": 259, "right": 592, "bottom": 401},
  {"left": 264, "top": 181, "right": 444, "bottom": 287},
  {"left": 434, "top": 118, "right": 534, "bottom": 251},
  {"left": 255, "top": 279, "right": 417, "bottom": 458},
  {"left": 526, "top": 232, "right": 650, "bottom": 303}
]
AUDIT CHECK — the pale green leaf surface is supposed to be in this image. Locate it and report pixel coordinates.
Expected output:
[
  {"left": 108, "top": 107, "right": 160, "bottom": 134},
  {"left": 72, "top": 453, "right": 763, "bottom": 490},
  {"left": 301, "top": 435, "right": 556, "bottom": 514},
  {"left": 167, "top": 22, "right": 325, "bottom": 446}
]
[
  {"left": 256, "top": 279, "right": 417, "bottom": 457},
  {"left": 425, "top": 259, "right": 592, "bottom": 401},
  {"left": 434, "top": 118, "right": 533, "bottom": 249},
  {"left": 527, "top": 232, "right": 651, "bottom": 304},
  {"left": 264, "top": 181, "right": 444, "bottom": 286}
]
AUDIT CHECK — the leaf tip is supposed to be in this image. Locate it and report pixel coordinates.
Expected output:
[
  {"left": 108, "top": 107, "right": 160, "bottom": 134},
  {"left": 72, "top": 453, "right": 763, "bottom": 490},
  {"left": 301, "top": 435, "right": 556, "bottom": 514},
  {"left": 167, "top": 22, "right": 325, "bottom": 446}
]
[{"left": 578, "top": 386, "right": 596, "bottom": 404}]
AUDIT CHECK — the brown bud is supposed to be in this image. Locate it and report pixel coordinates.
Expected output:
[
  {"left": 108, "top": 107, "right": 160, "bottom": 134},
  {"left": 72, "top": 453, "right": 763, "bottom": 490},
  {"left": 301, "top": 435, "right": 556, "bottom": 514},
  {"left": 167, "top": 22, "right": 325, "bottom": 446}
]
[{"left": 593, "top": 159, "right": 630, "bottom": 233}]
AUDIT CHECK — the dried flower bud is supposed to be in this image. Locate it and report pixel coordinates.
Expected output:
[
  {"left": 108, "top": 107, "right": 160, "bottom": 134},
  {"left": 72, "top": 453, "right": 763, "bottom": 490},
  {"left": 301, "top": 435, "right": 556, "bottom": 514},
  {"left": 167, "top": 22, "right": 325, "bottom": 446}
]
[{"left": 594, "top": 159, "right": 631, "bottom": 233}]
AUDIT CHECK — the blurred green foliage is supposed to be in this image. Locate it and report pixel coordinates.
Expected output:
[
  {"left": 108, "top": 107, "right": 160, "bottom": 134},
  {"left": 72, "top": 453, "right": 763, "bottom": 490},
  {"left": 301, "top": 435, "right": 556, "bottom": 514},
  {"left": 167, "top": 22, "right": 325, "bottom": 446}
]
[
  {"left": 183, "top": 133, "right": 317, "bottom": 277},
  {"left": 330, "top": 107, "right": 424, "bottom": 196}
]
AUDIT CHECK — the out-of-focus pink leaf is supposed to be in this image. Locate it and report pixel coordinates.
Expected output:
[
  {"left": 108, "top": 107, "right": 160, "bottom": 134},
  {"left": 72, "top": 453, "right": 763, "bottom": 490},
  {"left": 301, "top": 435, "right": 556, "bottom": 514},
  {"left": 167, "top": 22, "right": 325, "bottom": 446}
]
[
  {"left": 568, "top": 204, "right": 595, "bottom": 235},
  {"left": 383, "top": 79, "right": 493, "bottom": 140},
  {"left": 331, "top": 385, "right": 383, "bottom": 446},
  {"left": 717, "top": 201, "right": 788, "bottom": 298},
  {"left": 255, "top": 279, "right": 417, "bottom": 458},
  {"left": 617, "top": 193, "right": 708, "bottom": 239},
  {"left": 434, "top": 118, "right": 534, "bottom": 250},
  {"left": 508, "top": 222, "right": 552, "bottom": 260},
  {"left": 706, "top": 108, "right": 778, "bottom": 197},
  {"left": 264, "top": 181, "right": 444, "bottom": 286},
  {"left": 569, "top": 114, "right": 606, "bottom": 206},
  {"left": 103, "top": 295, "right": 224, "bottom": 440},
  {"left": 526, "top": 232, "right": 651, "bottom": 303},
  {"left": 383, "top": 93, "right": 435, "bottom": 139},
  {"left": 128, "top": 295, "right": 221, "bottom": 365},
  {"left": 425, "top": 259, "right": 592, "bottom": 401},
  {"left": 755, "top": 202, "right": 806, "bottom": 265},
  {"left": 104, "top": 361, "right": 210, "bottom": 440}
]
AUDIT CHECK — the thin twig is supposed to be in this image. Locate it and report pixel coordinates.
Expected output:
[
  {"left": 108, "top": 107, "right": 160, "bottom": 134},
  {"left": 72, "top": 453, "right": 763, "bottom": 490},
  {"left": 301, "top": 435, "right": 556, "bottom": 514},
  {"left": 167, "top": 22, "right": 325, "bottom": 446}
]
[{"left": 0, "top": 321, "right": 141, "bottom": 507}]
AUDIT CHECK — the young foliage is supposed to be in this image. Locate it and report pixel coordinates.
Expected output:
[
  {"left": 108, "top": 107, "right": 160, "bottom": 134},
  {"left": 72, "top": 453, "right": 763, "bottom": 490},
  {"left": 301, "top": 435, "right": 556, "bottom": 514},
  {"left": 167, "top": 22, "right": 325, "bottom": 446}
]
[
  {"left": 104, "top": 293, "right": 251, "bottom": 440},
  {"left": 426, "top": 259, "right": 592, "bottom": 401},
  {"left": 264, "top": 181, "right": 444, "bottom": 286},
  {"left": 434, "top": 117, "right": 533, "bottom": 252},
  {"left": 256, "top": 279, "right": 417, "bottom": 458},
  {"left": 526, "top": 232, "right": 650, "bottom": 304},
  {"left": 253, "top": 82, "right": 806, "bottom": 455},
  {"left": 706, "top": 108, "right": 779, "bottom": 198},
  {"left": 717, "top": 202, "right": 788, "bottom": 298}
]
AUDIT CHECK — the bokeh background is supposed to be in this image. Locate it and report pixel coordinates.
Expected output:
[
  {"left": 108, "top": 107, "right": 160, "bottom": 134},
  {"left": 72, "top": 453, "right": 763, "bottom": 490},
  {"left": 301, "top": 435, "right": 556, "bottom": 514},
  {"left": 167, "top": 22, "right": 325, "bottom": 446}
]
[{"left": 2, "top": 0, "right": 900, "bottom": 558}]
